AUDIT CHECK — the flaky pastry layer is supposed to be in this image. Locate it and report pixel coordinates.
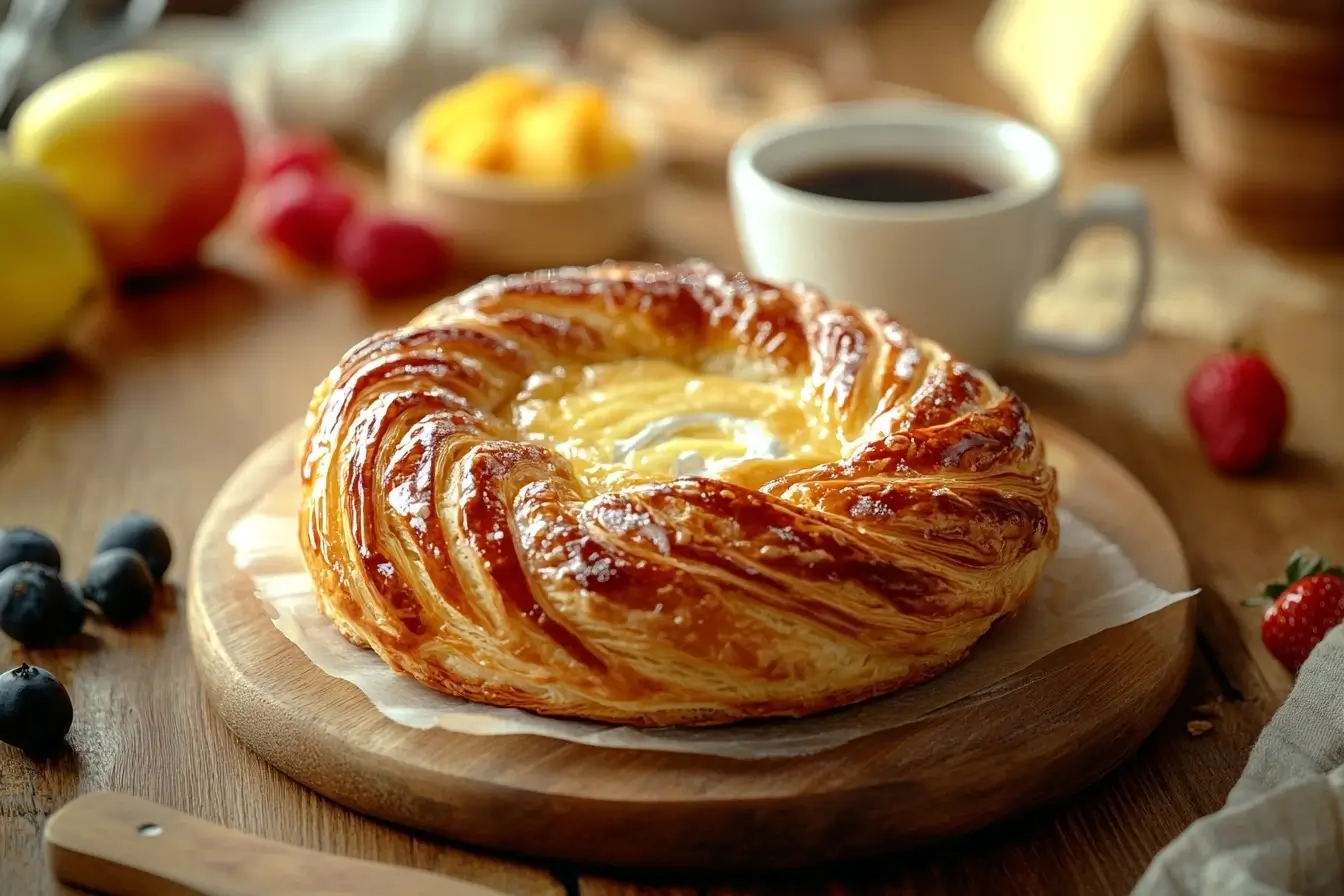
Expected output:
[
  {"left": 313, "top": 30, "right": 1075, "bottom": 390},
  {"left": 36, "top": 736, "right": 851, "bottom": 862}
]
[{"left": 298, "top": 260, "right": 1060, "bottom": 726}]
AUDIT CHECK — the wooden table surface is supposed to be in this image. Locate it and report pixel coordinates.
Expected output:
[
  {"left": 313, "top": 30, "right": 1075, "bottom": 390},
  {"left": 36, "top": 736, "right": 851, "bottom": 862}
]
[{"left": 4, "top": 1, "right": 1343, "bottom": 893}]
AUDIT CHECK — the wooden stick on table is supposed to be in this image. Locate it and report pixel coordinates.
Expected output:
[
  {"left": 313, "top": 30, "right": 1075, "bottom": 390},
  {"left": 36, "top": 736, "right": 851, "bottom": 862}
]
[{"left": 45, "top": 791, "right": 504, "bottom": 896}]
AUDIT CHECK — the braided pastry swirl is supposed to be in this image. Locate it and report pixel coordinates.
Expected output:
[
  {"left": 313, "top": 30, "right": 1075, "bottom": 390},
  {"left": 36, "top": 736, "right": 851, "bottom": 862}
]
[{"left": 298, "top": 261, "right": 1059, "bottom": 727}]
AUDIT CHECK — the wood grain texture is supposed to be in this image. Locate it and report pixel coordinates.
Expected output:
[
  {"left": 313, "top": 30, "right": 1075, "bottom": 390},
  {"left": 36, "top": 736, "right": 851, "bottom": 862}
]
[
  {"left": 187, "top": 417, "right": 1192, "bottom": 870},
  {"left": 2, "top": 0, "right": 1342, "bottom": 892}
]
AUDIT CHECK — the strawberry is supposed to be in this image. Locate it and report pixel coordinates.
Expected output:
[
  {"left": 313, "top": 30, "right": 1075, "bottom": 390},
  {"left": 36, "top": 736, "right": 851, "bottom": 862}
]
[
  {"left": 1184, "top": 350, "right": 1289, "bottom": 474},
  {"left": 1253, "top": 549, "right": 1344, "bottom": 673}
]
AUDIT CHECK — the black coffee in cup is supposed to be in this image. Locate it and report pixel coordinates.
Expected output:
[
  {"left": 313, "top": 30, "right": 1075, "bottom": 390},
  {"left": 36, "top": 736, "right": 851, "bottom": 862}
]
[{"left": 784, "top": 162, "right": 991, "bottom": 204}]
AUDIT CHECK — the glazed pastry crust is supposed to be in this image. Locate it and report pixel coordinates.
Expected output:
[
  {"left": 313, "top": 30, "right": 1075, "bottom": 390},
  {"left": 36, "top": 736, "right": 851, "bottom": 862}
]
[{"left": 298, "top": 260, "right": 1060, "bottom": 727}]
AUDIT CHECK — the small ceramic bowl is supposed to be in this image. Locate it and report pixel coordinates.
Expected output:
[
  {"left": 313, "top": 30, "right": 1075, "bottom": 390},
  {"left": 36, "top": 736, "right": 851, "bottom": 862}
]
[
  {"left": 1167, "top": 87, "right": 1344, "bottom": 244},
  {"left": 386, "top": 117, "right": 662, "bottom": 274},
  {"left": 1187, "top": 0, "right": 1344, "bottom": 26},
  {"left": 1156, "top": 0, "right": 1344, "bottom": 117},
  {"left": 1157, "top": 0, "right": 1344, "bottom": 244}
]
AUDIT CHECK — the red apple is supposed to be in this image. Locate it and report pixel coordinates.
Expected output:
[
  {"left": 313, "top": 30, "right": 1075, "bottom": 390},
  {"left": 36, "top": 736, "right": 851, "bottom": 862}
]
[{"left": 10, "top": 52, "right": 248, "bottom": 277}]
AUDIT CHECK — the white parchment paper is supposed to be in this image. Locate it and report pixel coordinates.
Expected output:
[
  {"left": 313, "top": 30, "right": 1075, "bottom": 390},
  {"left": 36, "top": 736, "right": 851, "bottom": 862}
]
[{"left": 228, "top": 477, "right": 1196, "bottom": 759}]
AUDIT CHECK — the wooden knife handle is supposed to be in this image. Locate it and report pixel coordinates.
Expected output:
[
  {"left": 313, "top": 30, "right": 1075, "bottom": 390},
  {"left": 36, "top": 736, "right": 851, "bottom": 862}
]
[{"left": 45, "top": 791, "right": 506, "bottom": 896}]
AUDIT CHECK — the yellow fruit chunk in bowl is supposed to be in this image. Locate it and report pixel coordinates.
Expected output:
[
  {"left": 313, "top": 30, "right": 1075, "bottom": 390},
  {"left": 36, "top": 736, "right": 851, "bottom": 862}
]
[
  {"left": 388, "top": 67, "right": 659, "bottom": 272},
  {"left": 511, "top": 84, "right": 638, "bottom": 184}
]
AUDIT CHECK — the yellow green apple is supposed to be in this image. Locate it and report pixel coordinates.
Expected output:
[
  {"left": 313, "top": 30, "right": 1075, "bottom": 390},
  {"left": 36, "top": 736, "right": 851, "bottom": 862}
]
[
  {"left": 0, "top": 161, "right": 105, "bottom": 366},
  {"left": 10, "top": 52, "right": 247, "bottom": 276}
]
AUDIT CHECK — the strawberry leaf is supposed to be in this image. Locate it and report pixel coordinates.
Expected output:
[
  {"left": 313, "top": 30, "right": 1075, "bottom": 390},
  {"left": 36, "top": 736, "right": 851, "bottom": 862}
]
[
  {"left": 1283, "top": 549, "right": 1332, "bottom": 584},
  {"left": 1285, "top": 549, "right": 1313, "bottom": 582},
  {"left": 1254, "top": 550, "right": 1340, "bottom": 607},
  {"left": 1246, "top": 582, "right": 1288, "bottom": 606}
]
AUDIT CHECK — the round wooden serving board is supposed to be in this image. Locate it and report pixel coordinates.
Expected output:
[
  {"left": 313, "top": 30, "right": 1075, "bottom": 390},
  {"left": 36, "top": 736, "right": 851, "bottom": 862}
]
[{"left": 188, "top": 418, "right": 1194, "bottom": 871}]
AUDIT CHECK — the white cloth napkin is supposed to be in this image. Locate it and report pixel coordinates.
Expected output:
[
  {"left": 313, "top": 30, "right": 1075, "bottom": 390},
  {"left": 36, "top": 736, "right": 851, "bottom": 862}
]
[{"left": 1134, "top": 625, "right": 1344, "bottom": 896}]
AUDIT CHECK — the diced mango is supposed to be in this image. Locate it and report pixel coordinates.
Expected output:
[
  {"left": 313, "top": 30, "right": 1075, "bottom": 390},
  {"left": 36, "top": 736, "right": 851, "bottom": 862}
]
[
  {"left": 455, "top": 68, "right": 548, "bottom": 116},
  {"left": 415, "top": 67, "right": 547, "bottom": 147},
  {"left": 512, "top": 98, "right": 585, "bottom": 182},
  {"left": 513, "top": 84, "right": 637, "bottom": 183},
  {"left": 414, "top": 67, "right": 639, "bottom": 182},
  {"left": 597, "top": 126, "right": 637, "bottom": 176},
  {"left": 552, "top": 83, "right": 614, "bottom": 177},
  {"left": 430, "top": 114, "right": 511, "bottom": 175}
]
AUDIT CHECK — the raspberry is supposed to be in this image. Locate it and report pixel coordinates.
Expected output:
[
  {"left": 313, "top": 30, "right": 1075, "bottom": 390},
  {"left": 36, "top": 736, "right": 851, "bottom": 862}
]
[
  {"left": 335, "top": 214, "right": 452, "bottom": 299},
  {"left": 253, "top": 171, "right": 356, "bottom": 265},
  {"left": 252, "top": 132, "right": 337, "bottom": 183}
]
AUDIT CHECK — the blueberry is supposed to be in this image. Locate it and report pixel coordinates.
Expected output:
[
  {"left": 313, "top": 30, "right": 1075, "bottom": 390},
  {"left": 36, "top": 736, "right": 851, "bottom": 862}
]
[
  {"left": 84, "top": 548, "right": 155, "bottom": 626},
  {"left": 0, "top": 527, "right": 61, "bottom": 574},
  {"left": 0, "top": 664, "right": 73, "bottom": 756},
  {"left": 94, "top": 513, "right": 172, "bottom": 583},
  {"left": 0, "top": 563, "right": 85, "bottom": 646}
]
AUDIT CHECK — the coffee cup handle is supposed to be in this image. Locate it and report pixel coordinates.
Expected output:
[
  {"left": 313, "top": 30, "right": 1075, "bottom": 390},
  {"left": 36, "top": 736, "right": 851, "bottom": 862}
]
[{"left": 1015, "top": 185, "right": 1153, "bottom": 357}]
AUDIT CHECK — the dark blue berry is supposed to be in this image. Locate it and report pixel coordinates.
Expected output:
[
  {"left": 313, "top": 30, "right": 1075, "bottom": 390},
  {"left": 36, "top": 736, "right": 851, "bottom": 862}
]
[
  {"left": 94, "top": 513, "right": 172, "bottom": 583},
  {"left": 0, "top": 563, "right": 85, "bottom": 646},
  {"left": 84, "top": 548, "right": 155, "bottom": 626},
  {"left": 0, "top": 527, "right": 61, "bottom": 574},
  {"left": 0, "top": 664, "right": 73, "bottom": 756}
]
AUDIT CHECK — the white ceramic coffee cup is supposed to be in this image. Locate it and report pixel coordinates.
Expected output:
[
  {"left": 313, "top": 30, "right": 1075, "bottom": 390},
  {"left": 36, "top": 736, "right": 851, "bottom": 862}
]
[{"left": 729, "top": 100, "right": 1153, "bottom": 369}]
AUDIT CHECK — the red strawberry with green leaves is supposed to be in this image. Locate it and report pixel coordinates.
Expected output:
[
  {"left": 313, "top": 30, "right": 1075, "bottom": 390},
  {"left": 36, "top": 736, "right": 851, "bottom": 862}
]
[{"left": 1249, "top": 549, "right": 1344, "bottom": 674}]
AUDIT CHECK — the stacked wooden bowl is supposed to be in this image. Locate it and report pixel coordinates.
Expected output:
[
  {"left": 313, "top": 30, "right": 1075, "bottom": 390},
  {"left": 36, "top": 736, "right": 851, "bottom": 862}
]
[{"left": 1156, "top": 0, "right": 1344, "bottom": 246}]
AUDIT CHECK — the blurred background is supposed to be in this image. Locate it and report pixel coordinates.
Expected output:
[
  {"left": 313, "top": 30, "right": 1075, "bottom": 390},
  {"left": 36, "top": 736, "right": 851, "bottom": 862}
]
[{"left": 3, "top": 0, "right": 1341, "bottom": 252}]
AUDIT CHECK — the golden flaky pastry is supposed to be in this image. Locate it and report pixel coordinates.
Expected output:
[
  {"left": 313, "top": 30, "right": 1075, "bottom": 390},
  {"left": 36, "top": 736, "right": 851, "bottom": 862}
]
[{"left": 298, "top": 260, "right": 1060, "bottom": 727}]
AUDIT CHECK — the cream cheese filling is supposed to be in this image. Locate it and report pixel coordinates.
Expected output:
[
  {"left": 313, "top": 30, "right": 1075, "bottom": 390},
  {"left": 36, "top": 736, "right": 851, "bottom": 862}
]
[{"left": 508, "top": 358, "right": 842, "bottom": 492}]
